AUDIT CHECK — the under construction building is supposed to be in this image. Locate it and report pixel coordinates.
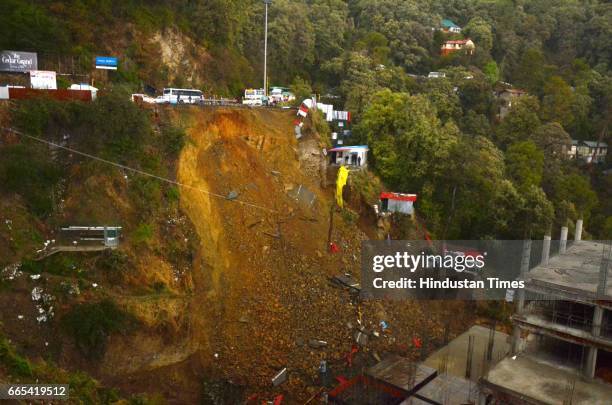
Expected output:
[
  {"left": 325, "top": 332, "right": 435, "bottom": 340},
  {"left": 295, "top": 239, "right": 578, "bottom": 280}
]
[{"left": 481, "top": 222, "right": 612, "bottom": 404}]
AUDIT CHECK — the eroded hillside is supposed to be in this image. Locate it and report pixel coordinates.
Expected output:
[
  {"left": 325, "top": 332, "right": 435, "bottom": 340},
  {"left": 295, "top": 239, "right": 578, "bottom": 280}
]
[
  {"left": 1, "top": 105, "right": 473, "bottom": 403},
  {"left": 166, "top": 108, "right": 472, "bottom": 401}
]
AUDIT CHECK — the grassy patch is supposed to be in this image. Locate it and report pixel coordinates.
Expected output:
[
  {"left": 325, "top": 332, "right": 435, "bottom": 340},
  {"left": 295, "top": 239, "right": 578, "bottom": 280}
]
[
  {"left": 132, "top": 223, "right": 155, "bottom": 246},
  {"left": 21, "top": 255, "right": 81, "bottom": 277},
  {"left": 341, "top": 208, "right": 358, "bottom": 225}
]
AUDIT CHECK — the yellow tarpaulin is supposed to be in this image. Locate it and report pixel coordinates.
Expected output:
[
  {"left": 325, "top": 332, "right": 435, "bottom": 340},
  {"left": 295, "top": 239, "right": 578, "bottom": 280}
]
[{"left": 336, "top": 165, "right": 349, "bottom": 208}]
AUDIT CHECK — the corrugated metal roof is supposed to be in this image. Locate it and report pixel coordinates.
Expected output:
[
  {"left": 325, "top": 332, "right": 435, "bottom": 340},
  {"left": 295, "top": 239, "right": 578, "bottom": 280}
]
[{"left": 329, "top": 145, "right": 369, "bottom": 152}]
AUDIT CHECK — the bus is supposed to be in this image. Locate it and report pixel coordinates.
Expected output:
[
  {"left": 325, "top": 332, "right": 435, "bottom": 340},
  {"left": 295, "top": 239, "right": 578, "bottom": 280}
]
[{"left": 160, "top": 88, "right": 204, "bottom": 104}]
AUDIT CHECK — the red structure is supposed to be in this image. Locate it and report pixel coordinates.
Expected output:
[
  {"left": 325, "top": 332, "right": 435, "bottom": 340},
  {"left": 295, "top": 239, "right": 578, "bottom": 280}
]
[
  {"left": 328, "top": 374, "right": 408, "bottom": 404},
  {"left": 379, "top": 192, "right": 417, "bottom": 216},
  {"left": 7, "top": 87, "right": 93, "bottom": 102}
]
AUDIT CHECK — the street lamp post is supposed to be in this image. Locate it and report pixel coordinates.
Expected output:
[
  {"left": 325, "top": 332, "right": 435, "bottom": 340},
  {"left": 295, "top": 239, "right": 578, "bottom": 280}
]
[{"left": 263, "top": 0, "right": 272, "bottom": 97}]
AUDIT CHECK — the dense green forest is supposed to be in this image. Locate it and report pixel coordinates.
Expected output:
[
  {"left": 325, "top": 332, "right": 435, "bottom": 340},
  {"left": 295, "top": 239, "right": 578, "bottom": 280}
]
[{"left": 0, "top": 0, "right": 610, "bottom": 239}]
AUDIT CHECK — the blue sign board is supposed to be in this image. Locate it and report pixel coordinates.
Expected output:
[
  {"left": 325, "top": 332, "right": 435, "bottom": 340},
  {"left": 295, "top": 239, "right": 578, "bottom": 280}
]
[{"left": 95, "top": 56, "right": 118, "bottom": 70}]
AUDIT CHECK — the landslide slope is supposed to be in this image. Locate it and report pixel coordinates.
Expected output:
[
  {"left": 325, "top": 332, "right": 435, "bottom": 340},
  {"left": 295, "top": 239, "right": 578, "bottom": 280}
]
[
  {"left": 174, "top": 107, "right": 471, "bottom": 401},
  {"left": 0, "top": 104, "right": 472, "bottom": 403}
]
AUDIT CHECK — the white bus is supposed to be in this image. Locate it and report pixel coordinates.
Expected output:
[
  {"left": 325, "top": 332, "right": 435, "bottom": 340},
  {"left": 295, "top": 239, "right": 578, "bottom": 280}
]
[{"left": 160, "top": 88, "right": 204, "bottom": 104}]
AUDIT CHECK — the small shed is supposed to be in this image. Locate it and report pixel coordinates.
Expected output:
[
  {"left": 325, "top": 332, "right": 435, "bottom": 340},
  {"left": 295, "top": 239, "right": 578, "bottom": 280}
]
[
  {"left": 380, "top": 192, "right": 417, "bottom": 216},
  {"left": 60, "top": 226, "right": 122, "bottom": 248},
  {"left": 328, "top": 145, "right": 368, "bottom": 167}
]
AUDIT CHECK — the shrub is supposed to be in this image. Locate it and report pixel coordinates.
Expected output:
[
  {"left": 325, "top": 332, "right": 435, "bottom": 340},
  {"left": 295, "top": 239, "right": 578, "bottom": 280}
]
[
  {"left": 341, "top": 208, "right": 358, "bottom": 225},
  {"left": 97, "top": 250, "right": 129, "bottom": 272},
  {"left": 0, "top": 337, "right": 33, "bottom": 377},
  {"left": 22, "top": 255, "right": 80, "bottom": 277},
  {"left": 62, "top": 300, "right": 136, "bottom": 359},
  {"left": 96, "top": 250, "right": 130, "bottom": 282},
  {"left": 152, "top": 281, "right": 167, "bottom": 293},
  {"left": 130, "top": 178, "right": 163, "bottom": 218},
  {"left": 161, "top": 125, "right": 186, "bottom": 156},
  {"left": 0, "top": 143, "right": 62, "bottom": 217},
  {"left": 166, "top": 186, "right": 180, "bottom": 203},
  {"left": 132, "top": 223, "right": 154, "bottom": 246},
  {"left": 84, "top": 91, "right": 152, "bottom": 163}
]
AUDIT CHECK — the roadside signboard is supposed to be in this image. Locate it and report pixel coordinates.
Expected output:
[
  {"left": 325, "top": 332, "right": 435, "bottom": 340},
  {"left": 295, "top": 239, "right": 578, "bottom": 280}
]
[
  {"left": 95, "top": 56, "right": 118, "bottom": 70},
  {"left": 0, "top": 50, "right": 38, "bottom": 72},
  {"left": 30, "top": 70, "right": 57, "bottom": 89}
]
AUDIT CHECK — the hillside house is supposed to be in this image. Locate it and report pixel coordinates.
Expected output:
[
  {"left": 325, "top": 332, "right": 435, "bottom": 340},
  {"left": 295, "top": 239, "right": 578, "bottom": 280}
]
[
  {"left": 441, "top": 39, "right": 475, "bottom": 56},
  {"left": 379, "top": 192, "right": 417, "bottom": 217},
  {"left": 568, "top": 140, "right": 608, "bottom": 163},
  {"left": 441, "top": 19, "right": 462, "bottom": 33},
  {"left": 496, "top": 88, "right": 528, "bottom": 119},
  {"left": 328, "top": 145, "right": 368, "bottom": 168}
]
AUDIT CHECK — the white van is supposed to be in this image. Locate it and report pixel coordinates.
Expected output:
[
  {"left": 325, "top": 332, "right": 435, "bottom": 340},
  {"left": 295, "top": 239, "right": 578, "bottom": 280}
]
[{"left": 161, "top": 88, "right": 204, "bottom": 104}]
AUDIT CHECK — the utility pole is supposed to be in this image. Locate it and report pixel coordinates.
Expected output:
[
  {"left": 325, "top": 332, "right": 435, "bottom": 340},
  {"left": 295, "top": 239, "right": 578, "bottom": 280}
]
[{"left": 263, "top": 0, "right": 272, "bottom": 97}]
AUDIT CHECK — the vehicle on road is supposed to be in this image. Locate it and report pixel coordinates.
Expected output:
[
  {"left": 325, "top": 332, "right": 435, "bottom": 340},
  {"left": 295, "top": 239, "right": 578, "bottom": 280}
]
[
  {"left": 242, "top": 88, "right": 268, "bottom": 106},
  {"left": 427, "top": 71, "right": 446, "bottom": 78},
  {"left": 131, "top": 93, "right": 156, "bottom": 104},
  {"left": 160, "top": 88, "right": 204, "bottom": 104}
]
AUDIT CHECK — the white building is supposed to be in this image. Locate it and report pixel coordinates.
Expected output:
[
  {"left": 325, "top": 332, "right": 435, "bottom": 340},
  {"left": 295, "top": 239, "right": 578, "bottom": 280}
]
[
  {"left": 328, "top": 145, "right": 368, "bottom": 168},
  {"left": 379, "top": 192, "right": 417, "bottom": 216}
]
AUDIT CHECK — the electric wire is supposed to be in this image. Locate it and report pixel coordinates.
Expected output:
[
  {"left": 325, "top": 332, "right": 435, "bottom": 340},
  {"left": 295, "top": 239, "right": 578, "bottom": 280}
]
[{"left": 3, "top": 127, "right": 277, "bottom": 213}]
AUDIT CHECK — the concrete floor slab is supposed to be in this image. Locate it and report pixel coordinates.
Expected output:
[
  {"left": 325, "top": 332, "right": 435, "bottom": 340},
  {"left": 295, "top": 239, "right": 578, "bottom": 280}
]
[
  {"left": 527, "top": 241, "right": 612, "bottom": 300},
  {"left": 483, "top": 355, "right": 612, "bottom": 404},
  {"left": 423, "top": 325, "right": 510, "bottom": 380}
]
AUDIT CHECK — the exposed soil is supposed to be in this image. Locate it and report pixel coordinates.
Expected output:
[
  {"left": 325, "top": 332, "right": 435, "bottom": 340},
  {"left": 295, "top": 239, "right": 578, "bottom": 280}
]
[
  {"left": 164, "top": 107, "right": 473, "bottom": 402},
  {"left": 0, "top": 107, "right": 474, "bottom": 403}
]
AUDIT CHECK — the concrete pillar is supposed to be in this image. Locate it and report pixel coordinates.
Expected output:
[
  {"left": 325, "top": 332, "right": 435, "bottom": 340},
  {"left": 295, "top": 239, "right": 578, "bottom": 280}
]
[
  {"left": 575, "top": 219, "right": 583, "bottom": 241},
  {"left": 478, "top": 391, "right": 489, "bottom": 405},
  {"left": 516, "top": 240, "right": 531, "bottom": 314},
  {"left": 541, "top": 235, "right": 551, "bottom": 266},
  {"left": 593, "top": 306, "right": 603, "bottom": 336},
  {"left": 585, "top": 306, "right": 604, "bottom": 378},
  {"left": 511, "top": 240, "right": 532, "bottom": 355},
  {"left": 597, "top": 243, "right": 611, "bottom": 298},
  {"left": 511, "top": 325, "right": 521, "bottom": 355},
  {"left": 586, "top": 347, "right": 598, "bottom": 379},
  {"left": 560, "top": 226, "right": 568, "bottom": 254}
]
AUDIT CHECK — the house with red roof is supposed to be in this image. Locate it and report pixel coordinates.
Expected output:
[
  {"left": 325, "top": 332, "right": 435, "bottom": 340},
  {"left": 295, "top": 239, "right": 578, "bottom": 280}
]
[
  {"left": 379, "top": 192, "right": 417, "bottom": 217},
  {"left": 441, "top": 39, "right": 475, "bottom": 56}
]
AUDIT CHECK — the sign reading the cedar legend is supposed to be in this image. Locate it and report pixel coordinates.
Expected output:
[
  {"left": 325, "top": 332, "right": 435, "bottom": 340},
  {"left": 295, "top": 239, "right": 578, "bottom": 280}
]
[{"left": 0, "top": 51, "right": 38, "bottom": 72}]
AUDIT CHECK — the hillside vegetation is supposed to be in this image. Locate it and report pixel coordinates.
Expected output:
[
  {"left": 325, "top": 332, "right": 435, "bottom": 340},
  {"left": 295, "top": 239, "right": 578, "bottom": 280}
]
[
  {"left": 1, "top": 0, "right": 610, "bottom": 238},
  {"left": 0, "top": 0, "right": 610, "bottom": 402}
]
